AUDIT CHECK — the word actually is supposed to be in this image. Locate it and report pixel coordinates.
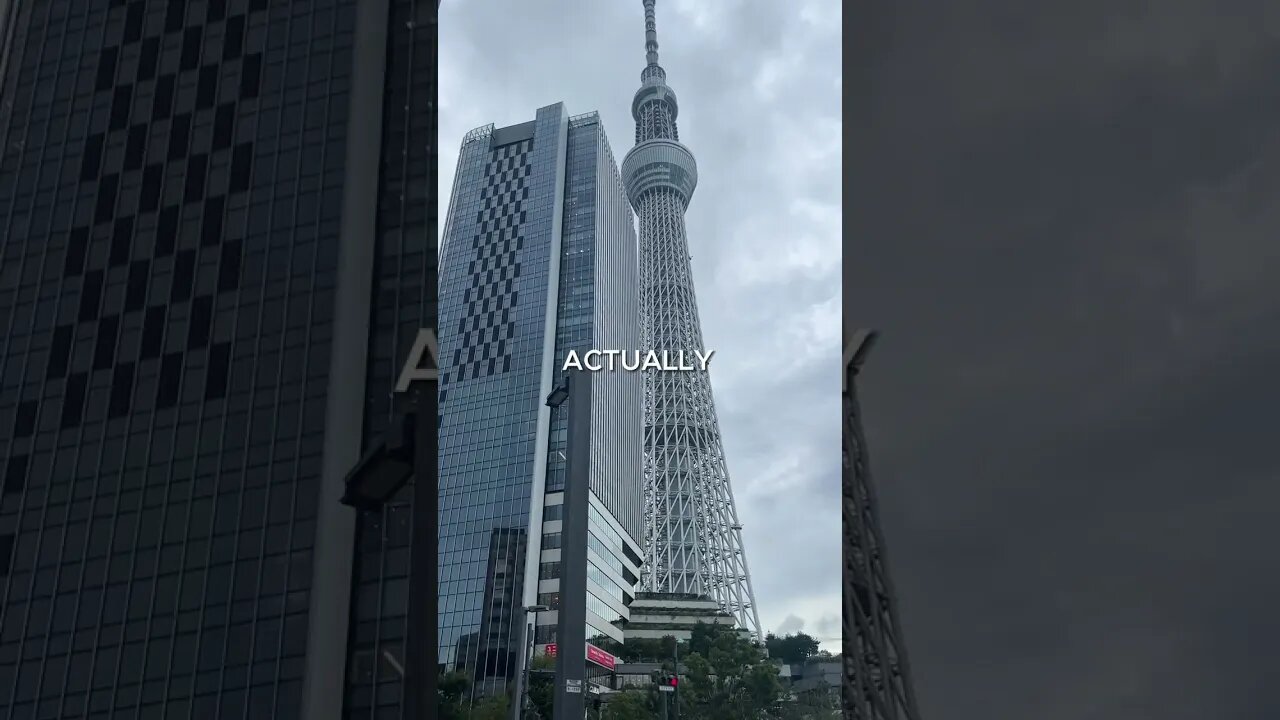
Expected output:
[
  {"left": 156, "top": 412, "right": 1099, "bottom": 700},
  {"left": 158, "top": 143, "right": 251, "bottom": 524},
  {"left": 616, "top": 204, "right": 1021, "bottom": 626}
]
[{"left": 561, "top": 349, "right": 714, "bottom": 372}]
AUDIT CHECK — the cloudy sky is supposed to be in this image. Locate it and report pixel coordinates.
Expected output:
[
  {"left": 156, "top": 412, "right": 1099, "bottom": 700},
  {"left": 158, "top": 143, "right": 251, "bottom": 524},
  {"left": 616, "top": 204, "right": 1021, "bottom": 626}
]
[
  {"left": 850, "top": 0, "right": 1280, "bottom": 717},
  {"left": 439, "top": 0, "right": 843, "bottom": 649}
]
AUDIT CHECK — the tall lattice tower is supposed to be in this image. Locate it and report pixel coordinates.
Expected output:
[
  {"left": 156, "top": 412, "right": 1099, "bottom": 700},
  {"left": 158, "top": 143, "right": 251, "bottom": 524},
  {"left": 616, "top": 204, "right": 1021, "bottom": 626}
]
[
  {"left": 844, "top": 329, "right": 923, "bottom": 719},
  {"left": 621, "top": 0, "right": 762, "bottom": 639}
]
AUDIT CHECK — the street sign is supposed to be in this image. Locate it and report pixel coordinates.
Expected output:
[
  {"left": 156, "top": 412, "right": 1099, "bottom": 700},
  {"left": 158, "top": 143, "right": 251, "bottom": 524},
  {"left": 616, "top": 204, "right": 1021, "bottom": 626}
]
[
  {"left": 658, "top": 686, "right": 674, "bottom": 693},
  {"left": 565, "top": 679, "right": 582, "bottom": 694},
  {"left": 586, "top": 643, "right": 616, "bottom": 670}
]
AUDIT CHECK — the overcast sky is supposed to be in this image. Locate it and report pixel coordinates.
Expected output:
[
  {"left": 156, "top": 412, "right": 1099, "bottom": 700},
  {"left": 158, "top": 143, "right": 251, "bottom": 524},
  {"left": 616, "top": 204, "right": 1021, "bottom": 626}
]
[
  {"left": 850, "top": 1, "right": 1280, "bottom": 717},
  {"left": 439, "top": 0, "right": 844, "bottom": 649}
]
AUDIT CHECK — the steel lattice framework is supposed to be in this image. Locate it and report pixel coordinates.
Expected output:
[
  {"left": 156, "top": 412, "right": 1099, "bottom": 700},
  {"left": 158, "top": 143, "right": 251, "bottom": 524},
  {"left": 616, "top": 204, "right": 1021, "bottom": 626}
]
[
  {"left": 621, "top": 0, "right": 762, "bottom": 639},
  {"left": 843, "top": 329, "right": 923, "bottom": 719}
]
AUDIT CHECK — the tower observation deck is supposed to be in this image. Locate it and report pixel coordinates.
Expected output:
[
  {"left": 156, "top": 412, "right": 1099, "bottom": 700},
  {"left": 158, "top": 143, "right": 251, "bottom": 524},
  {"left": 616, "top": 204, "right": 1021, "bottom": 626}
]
[{"left": 621, "top": 0, "right": 762, "bottom": 640}]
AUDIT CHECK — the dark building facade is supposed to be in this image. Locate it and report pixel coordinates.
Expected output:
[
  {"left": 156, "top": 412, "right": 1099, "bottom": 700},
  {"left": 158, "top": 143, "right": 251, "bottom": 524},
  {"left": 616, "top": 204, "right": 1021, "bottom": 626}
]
[
  {"left": 437, "top": 104, "right": 644, "bottom": 700},
  {"left": 843, "top": 329, "right": 922, "bottom": 719},
  {"left": 0, "top": 2, "right": 435, "bottom": 719}
]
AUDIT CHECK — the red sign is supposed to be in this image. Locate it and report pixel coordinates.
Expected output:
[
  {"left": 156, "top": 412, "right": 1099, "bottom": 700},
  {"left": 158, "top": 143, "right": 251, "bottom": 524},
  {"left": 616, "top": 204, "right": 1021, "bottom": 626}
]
[
  {"left": 586, "top": 643, "right": 616, "bottom": 671},
  {"left": 545, "top": 643, "right": 557, "bottom": 657}
]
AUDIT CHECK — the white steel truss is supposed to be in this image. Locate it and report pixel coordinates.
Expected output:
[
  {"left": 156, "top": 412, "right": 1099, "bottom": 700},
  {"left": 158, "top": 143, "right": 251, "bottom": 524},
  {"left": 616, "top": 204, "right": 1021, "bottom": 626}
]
[{"left": 622, "top": 0, "right": 762, "bottom": 640}]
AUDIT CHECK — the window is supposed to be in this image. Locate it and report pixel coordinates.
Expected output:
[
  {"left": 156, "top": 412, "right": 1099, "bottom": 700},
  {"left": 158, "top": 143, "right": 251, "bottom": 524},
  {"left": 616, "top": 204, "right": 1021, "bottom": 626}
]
[
  {"left": 79, "top": 270, "right": 104, "bottom": 321},
  {"left": 172, "top": 251, "right": 196, "bottom": 303},
  {"left": 185, "top": 155, "right": 208, "bottom": 203},
  {"left": 95, "top": 175, "right": 119, "bottom": 223},
  {"left": 138, "top": 38, "right": 160, "bottom": 81},
  {"left": 156, "top": 354, "right": 183, "bottom": 409},
  {"left": 219, "top": 241, "right": 242, "bottom": 292},
  {"left": 110, "top": 84, "right": 133, "bottom": 131},
  {"left": 188, "top": 297, "right": 212, "bottom": 350},
  {"left": 213, "top": 104, "right": 235, "bottom": 150},
  {"left": 152, "top": 75, "right": 175, "bottom": 121},
  {"left": 81, "top": 134, "right": 104, "bottom": 181},
  {"left": 204, "top": 340, "right": 232, "bottom": 397},
  {"left": 224, "top": 16, "right": 245, "bottom": 60},
  {"left": 94, "top": 316, "right": 119, "bottom": 370},
  {"left": 96, "top": 49, "right": 118, "bottom": 92},
  {"left": 197, "top": 66, "right": 218, "bottom": 110},
  {"left": 169, "top": 114, "right": 192, "bottom": 161},
  {"left": 47, "top": 326, "right": 73, "bottom": 379},
  {"left": 125, "top": 261, "right": 150, "bottom": 312},
  {"left": 61, "top": 374, "right": 87, "bottom": 429},
  {"left": 180, "top": 28, "right": 203, "bottom": 71},
  {"left": 109, "top": 364, "right": 136, "bottom": 418},
  {"left": 3, "top": 455, "right": 27, "bottom": 496},
  {"left": 202, "top": 197, "right": 225, "bottom": 246},
  {"left": 110, "top": 217, "right": 134, "bottom": 266},
  {"left": 229, "top": 143, "right": 253, "bottom": 192},
  {"left": 157, "top": 206, "right": 179, "bottom": 256},
  {"left": 240, "top": 54, "right": 262, "bottom": 99},
  {"left": 140, "top": 307, "right": 166, "bottom": 359}
]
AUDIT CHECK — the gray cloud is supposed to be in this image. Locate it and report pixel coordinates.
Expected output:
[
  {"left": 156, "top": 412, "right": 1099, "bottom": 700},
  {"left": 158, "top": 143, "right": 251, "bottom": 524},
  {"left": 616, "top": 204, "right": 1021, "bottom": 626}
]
[
  {"left": 441, "top": 0, "right": 843, "bottom": 646},
  {"left": 849, "top": 1, "right": 1280, "bottom": 717}
]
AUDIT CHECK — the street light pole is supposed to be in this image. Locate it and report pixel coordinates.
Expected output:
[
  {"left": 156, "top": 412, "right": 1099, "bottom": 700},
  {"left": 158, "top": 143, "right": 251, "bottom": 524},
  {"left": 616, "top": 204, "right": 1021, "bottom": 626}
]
[{"left": 519, "top": 604, "right": 549, "bottom": 718}]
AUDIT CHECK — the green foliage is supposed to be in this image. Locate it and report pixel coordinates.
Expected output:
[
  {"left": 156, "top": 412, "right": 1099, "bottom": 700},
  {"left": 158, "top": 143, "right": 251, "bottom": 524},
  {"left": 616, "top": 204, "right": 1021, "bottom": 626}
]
[
  {"left": 468, "top": 692, "right": 509, "bottom": 720},
  {"left": 438, "top": 671, "right": 473, "bottom": 720},
  {"left": 779, "top": 687, "right": 840, "bottom": 719},
  {"left": 600, "top": 688, "right": 657, "bottom": 720},
  {"left": 526, "top": 652, "right": 557, "bottom": 719},
  {"left": 763, "top": 632, "right": 821, "bottom": 665},
  {"left": 676, "top": 623, "right": 785, "bottom": 720}
]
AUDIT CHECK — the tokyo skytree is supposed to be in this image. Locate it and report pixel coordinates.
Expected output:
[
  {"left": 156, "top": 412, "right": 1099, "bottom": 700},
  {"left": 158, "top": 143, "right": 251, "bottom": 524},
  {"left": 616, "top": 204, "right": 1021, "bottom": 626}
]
[{"left": 621, "top": 0, "right": 763, "bottom": 639}]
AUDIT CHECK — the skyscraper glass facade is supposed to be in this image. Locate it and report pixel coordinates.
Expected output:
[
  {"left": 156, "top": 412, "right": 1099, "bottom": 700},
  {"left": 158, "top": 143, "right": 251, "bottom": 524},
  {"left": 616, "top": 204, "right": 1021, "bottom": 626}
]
[
  {"left": 437, "top": 104, "right": 643, "bottom": 698},
  {"left": 0, "top": 2, "right": 436, "bottom": 719}
]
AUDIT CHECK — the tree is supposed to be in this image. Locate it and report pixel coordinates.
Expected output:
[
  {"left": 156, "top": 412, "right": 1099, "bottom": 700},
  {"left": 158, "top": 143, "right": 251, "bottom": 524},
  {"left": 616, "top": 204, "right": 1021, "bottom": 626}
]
[
  {"left": 438, "top": 671, "right": 472, "bottom": 720},
  {"left": 468, "top": 692, "right": 509, "bottom": 720},
  {"left": 779, "top": 687, "right": 840, "bottom": 719},
  {"left": 600, "top": 688, "right": 657, "bottom": 720},
  {"left": 676, "top": 623, "right": 786, "bottom": 720},
  {"left": 525, "top": 653, "right": 556, "bottom": 719},
  {"left": 764, "top": 632, "right": 821, "bottom": 665}
]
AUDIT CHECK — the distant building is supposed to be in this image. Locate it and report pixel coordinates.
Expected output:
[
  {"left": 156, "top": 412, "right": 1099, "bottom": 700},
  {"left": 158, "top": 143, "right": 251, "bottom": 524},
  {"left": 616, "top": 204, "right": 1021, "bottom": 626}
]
[
  {"left": 779, "top": 658, "right": 842, "bottom": 694},
  {"left": 436, "top": 103, "right": 645, "bottom": 700},
  {"left": 621, "top": 592, "right": 740, "bottom": 643}
]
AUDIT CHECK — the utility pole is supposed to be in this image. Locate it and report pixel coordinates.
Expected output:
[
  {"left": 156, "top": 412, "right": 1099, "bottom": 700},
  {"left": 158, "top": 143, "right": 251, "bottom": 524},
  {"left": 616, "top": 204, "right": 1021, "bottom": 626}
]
[
  {"left": 548, "top": 370, "right": 591, "bottom": 720},
  {"left": 343, "top": 329, "right": 438, "bottom": 720},
  {"left": 403, "top": 379, "right": 437, "bottom": 720},
  {"left": 516, "top": 604, "right": 549, "bottom": 719},
  {"left": 672, "top": 642, "right": 680, "bottom": 720}
]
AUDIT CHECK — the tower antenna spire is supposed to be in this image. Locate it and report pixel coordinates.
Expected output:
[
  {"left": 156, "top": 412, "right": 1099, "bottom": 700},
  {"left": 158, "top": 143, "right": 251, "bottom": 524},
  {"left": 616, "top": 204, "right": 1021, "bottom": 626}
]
[{"left": 643, "top": 0, "right": 661, "bottom": 69}]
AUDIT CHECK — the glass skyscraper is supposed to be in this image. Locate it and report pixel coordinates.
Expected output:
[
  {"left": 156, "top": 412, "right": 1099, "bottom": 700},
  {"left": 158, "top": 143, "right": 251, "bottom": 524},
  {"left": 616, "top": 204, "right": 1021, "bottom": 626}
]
[
  {"left": 0, "top": 2, "right": 435, "bottom": 719},
  {"left": 437, "top": 103, "right": 645, "bottom": 699}
]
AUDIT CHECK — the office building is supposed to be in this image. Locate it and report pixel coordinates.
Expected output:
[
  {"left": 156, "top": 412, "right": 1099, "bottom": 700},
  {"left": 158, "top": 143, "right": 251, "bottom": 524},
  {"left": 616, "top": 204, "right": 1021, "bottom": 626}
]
[
  {"left": 0, "top": 2, "right": 436, "bottom": 719},
  {"left": 437, "top": 103, "right": 645, "bottom": 699},
  {"left": 622, "top": 0, "right": 762, "bottom": 637},
  {"left": 843, "top": 329, "right": 922, "bottom": 719},
  {"left": 621, "top": 591, "right": 737, "bottom": 643}
]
